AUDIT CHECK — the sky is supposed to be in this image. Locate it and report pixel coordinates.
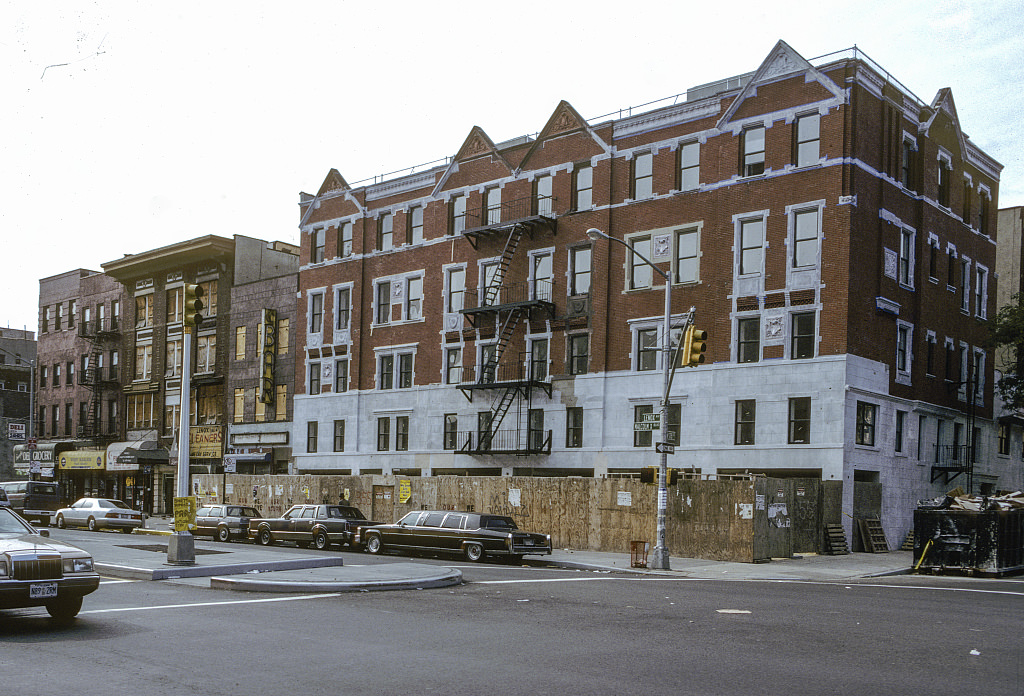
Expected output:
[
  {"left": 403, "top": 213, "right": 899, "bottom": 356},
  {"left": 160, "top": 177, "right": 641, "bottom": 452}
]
[{"left": 3, "top": 1, "right": 1023, "bottom": 334}]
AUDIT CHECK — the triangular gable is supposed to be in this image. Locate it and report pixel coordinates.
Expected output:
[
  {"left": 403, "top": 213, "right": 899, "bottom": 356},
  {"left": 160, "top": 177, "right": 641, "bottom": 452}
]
[
  {"left": 519, "top": 100, "right": 611, "bottom": 171},
  {"left": 316, "top": 168, "right": 349, "bottom": 196},
  {"left": 301, "top": 168, "right": 364, "bottom": 229},
  {"left": 433, "top": 126, "right": 514, "bottom": 195},
  {"left": 921, "top": 88, "right": 967, "bottom": 159},
  {"left": 717, "top": 40, "right": 845, "bottom": 130}
]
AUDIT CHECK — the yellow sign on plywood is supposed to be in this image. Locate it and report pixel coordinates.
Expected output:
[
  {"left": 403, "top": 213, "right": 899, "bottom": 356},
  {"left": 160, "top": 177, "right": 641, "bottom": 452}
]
[{"left": 173, "top": 496, "right": 197, "bottom": 532}]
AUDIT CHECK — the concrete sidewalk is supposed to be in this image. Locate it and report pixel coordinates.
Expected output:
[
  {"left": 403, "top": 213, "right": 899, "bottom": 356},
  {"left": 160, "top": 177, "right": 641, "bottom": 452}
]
[{"left": 88, "top": 518, "right": 913, "bottom": 592}]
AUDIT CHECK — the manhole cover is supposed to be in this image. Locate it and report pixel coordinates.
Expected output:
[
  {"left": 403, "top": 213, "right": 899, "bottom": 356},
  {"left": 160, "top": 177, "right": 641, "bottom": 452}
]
[{"left": 117, "top": 544, "right": 230, "bottom": 555}]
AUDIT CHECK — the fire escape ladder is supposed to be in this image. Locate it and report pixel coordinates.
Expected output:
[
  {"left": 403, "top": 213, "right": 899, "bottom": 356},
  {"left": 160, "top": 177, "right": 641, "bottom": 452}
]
[
  {"left": 82, "top": 341, "right": 104, "bottom": 438},
  {"left": 479, "top": 384, "right": 521, "bottom": 451},
  {"left": 483, "top": 223, "right": 525, "bottom": 307}
]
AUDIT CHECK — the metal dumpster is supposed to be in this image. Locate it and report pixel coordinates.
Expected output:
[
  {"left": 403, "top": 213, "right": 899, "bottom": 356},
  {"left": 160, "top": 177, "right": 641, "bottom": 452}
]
[{"left": 914, "top": 507, "right": 1024, "bottom": 577}]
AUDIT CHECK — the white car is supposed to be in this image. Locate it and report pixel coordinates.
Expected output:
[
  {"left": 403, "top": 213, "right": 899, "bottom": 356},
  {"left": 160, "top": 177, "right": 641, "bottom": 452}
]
[{"left": 55, "top": 498, "right": 144, "bottom": 533}]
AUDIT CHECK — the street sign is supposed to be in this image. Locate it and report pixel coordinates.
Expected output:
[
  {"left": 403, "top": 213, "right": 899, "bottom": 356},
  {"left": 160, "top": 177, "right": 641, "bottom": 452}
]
[{"left": 655, "top": 442, "right": 675, "bottom": 454}]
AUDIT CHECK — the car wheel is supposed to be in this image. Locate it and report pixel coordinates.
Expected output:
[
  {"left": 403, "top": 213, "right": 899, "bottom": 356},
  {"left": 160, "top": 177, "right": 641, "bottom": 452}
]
[
  {"left": 464, "top": 542, "right": 485, "bottom": 562},
  {"left": 366, "top": 533, "right": 383, "bottom": 555},
  {"left": 87, "top": 517, "right": 97, "bottom": 532},
  {"left": 314, "top": 530, "right": 329, "bottom": 550},
  {"left": 257, "top": 528, "right": 273, "bottom": 546},
  {"left": 121, "top": 527, "right": 133, "bottom": 534},
  {"left": 217, "top": 526, "right": 231, "bottom": 543},
  {"left": 56, "top": 514, "right": 66, "bottom": 529},
  {"left": 46, "top": 595, "right": 83, "bottom": 624}
]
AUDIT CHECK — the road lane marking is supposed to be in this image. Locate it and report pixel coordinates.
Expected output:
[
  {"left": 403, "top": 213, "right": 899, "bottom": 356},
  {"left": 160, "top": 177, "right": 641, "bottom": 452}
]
[{"left": 79, "top": 593, "right": 342, "bottom": 615}]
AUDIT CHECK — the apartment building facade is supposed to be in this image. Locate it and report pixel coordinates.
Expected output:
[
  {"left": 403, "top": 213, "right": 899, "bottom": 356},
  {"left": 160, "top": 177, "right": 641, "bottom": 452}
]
[
  {"left": 291, "top": 41, "right": 1006, "bottom": 546},
  {"left": 0, "top": 328, "right": 36, "bottom": 479}
]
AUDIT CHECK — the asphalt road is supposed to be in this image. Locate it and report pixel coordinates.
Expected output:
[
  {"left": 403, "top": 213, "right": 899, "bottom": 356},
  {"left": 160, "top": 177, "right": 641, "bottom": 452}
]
[{"left": 3, "top": 530, "right": 1023, "bottom": 695}]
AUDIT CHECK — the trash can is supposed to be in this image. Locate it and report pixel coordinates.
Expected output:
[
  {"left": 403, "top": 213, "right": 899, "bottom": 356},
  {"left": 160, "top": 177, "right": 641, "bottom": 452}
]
[{"left": 630, "top": 541, "right": 649, "bottom": 568}]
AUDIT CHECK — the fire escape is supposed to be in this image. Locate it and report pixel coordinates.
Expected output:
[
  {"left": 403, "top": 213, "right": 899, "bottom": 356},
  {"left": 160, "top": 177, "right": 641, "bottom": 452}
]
[
  {"left": 77, "top": 316, "right": 121, "bottom": 441},
  {"left": 457, "top": 195, "right": 556, "bottom": 455}
]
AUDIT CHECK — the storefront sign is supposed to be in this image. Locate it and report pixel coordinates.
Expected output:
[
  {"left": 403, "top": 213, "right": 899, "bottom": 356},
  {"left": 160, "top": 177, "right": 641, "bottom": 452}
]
[
  {"left": 258, "top": 308, "right": 277, "bottom": 405},
  {"left": 8, "top": 422, "right": 25, "bottom": 441},
  {"left": 58, "top": 451, "right": 106, "bottom": 470},
  {"left": 190, "top": 425, "right": 224, "bottom": 459}
]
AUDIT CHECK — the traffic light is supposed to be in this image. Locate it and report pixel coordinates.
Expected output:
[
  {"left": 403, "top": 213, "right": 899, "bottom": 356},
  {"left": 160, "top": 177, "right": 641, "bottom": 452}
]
[
  {"left": 639, "top": 467, "right": 656, "bottom": 484},
  {"left": 183, "top": 283, "right": 205, "bottom": 327},
  {"left": 682, "top": 325, "right": 707, "bottom": 367}
]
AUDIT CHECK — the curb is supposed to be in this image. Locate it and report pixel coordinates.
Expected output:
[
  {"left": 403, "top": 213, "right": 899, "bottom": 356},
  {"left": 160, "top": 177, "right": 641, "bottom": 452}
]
[
  {"left": 96, "top": 556, "right": 347, "bottom": 581},
  {"left": 209, "top": 567, "right": 464, "bottom": 593}
]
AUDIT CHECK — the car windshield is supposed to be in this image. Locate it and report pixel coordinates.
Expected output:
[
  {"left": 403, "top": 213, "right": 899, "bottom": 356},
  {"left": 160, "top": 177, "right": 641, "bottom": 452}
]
[
  {"left": 0, "top": 508, "right": 36, "bottom": 535},
  {"left": 97, "top": 499, "right": 131, "bottom": 509},
  {"left": 482, "top": 516, "right": 518, "bottom": 531}
]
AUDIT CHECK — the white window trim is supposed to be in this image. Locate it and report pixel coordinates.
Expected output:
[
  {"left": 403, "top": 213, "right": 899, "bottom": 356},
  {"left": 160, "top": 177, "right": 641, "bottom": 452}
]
[
  {"left": 528, "top": 247, "right": 556, "bottom": 301},
  {"left": 332, "top": 282, "right": 354, "bottom": 344},
  {"left": 373, "top": 343, "right": 418, "bottom": 390},
  {"left": 785, "top": 201, "right": 825, "bottom": 273},
  {"left": 973, "top": 347, "right": 986, "bottom": 407},
  {"left": 623, "top": 232, "right": 656, "bottom": 291},
  {"left": 975, "top": 264, "right": 989, "bottom": 319},
  {"left": 898, "top": 226, "right": 916, "bottom": 290},
  {"left": 960, "top": 256, "right": 972, "bottom": 313},
  {"left": 895, "top": 320, "right": 913, "bottom": 386},
  {"left": 733, "top": 210, "right": 770, "bottom": 278},
  {"left": 305, "top": 287, "right": 327, "bottom": 339},
  {"left": 372, "top": 271, "right": 425, "bottom": 327},
  {"left": 671, "top": 223, "right": 702, "bottom": 285}
]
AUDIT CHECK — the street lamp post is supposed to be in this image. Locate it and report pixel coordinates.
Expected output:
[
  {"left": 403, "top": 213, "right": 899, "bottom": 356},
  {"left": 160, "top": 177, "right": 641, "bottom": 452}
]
[{"left": 587, "top": 228, "right": 675, "bottom": 570}]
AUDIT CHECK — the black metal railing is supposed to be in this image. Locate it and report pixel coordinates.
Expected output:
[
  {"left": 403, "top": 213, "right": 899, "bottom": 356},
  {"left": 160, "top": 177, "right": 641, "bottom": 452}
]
[
  {"left": 455, "top": 429, "right": 553, "bottom": 455},
  {"left": 463, "top": 280, "right": 554, "bottom": 311},
  {"left": 77, "top": 318, "right": 121, "bottom": 339},
  {"left": 463, "top": 195, "right": 557, "bottom": 231}
]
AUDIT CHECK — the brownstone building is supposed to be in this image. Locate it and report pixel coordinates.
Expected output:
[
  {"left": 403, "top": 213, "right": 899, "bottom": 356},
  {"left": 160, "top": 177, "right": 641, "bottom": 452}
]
[{"left": 294, "top": 41, "right": 1004, "bottom": 548}]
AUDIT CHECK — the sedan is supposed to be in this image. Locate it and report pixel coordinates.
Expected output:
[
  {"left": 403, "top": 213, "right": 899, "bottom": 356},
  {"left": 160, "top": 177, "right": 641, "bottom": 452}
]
[
  {"left": 55, "top": 498, "right": 144, "bottom": 533},
  {"left": 359, "top": 510, "right": 552, "bottom": 563},
  {"left": 193, "top": 504, "right": 262, "bottom": 542},
  {"left": 0, "top": 507, "right": 100, "bottom": 623}
]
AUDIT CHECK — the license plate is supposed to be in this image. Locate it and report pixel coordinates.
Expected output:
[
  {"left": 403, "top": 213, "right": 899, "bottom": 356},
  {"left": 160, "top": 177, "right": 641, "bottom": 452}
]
[
  {"left": 524, "top": 539, "right": 534, "bottom": 546},
  {"left": 30, "top": 583, "right": 58, "bottom": 599}
]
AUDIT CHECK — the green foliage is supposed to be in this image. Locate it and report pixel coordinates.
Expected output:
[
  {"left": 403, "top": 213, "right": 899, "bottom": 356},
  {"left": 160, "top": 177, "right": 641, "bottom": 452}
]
[{"left": 989, "top": 294, "right": 1024, "bottom": 410}]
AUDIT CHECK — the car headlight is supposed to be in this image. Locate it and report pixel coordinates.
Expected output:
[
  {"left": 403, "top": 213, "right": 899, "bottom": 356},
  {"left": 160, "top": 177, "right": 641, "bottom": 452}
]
[
  {"left": 0, "top": 559, "right": 7, "bottom": 578},
  {"left": 63, "top": 557, "right": 94, "bottom": 573}
]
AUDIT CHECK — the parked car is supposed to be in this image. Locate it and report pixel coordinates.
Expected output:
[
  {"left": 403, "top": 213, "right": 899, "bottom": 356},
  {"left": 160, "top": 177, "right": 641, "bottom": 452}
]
[
  {"left": 248, "top": 504, "right": 377, "bottom": 549},
  {"left": 0, "top": 506, "right": 100, "bottom": 622},
  {"left": 356, "top": 510, "right": 552, "bottom": 563},
  {"left": 0, "top": 481, "right": 61, "bottom": 526},
  {"left": 54, "top": 498, "right": 144, "bottom": 533},
  {"left": 193, "top": 504, "right": 262, "bottom": 542},
  {"left": 0, "top": 488, "right": 9, "bottom": 508}
]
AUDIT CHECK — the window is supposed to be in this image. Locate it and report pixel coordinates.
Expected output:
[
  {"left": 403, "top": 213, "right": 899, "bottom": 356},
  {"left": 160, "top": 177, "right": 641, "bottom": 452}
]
[
  {"left": 637, "top": 329, "right": 658, "bottom": 371},
  {"left": 64, "top": 403, "right": 73, "bottom": 436},
  {"left": 529, "top": 338, "right": 548, "bottom": 381},
  {"left": 333, "top": 420, "right": 345, "bottom": 452},
  {"left": 56, "top": 304, "right": 63, "bottom": 330},
  {"left": 793, "top": 209, "right": 819, "bottom": 269},
  {"left": 566, "top": 407, "right": 583, "bottom": 448},
  {"left": 679, "top": 141, "right": 699, "bottom": 191},
  {"left": 306, "top": 421, "right": 318, "bottom": 453},
  {"left": 741, "top": 126, "right": 765, "bottom": 176},
  {"left": 66, "top": 361, "right": 74, "bottom": 386},
  {"left": 192, "top": 385, "right": 223, "bottom": 425},
  {"left": 40, "top": 365, "right": 47, "bottom": 389},
  {"left": 735, "top": 400, "right": 756, "bottom": 445},
  {"left": 477, "top": 412, "right": 492, "bottom": 451},
  {"left": 446, "top": 268, "right": 466, "bottom": 313},
  {"left": 975, "top": 266, "right": 988, "bottom": 318},
  {"left": 574, "top": 164, "right": 592, "bottom": 210},
  {"left": 134, "top": 345, "right": 153, "bottom": 380},
  {"left": 479, "top": 343, "right": 497, "bottom": 383},
  {"left": 408, "top": 206, "right": 423, "bottom": 245},
  {"left": 334, "top": 358, "right": 348, "bottom": 392},
  {"left": 570, "top": 247, "right": 592, "bottom": 295},
  {"left": 901, "top": 138, "right": 916, "bottom": 190},
  {"left": 535, "top": 175, "right": 553, "bottom": 216},
  {"left": 481, "top": 262, "right": 500, "bottom": 305},
  {"left": 739, "top": 218, "right": 764, "bottom": 275},
  {"left": 856, "top": 401, "right": 876, "bottom": 446},
  {"left": 896, "top": 323, "right": 911, "bottom": 375},
  {"left": 738, "top": 317, "right": 760, "bottom": 363},
  {"left": 947, "top": 247, "right": 957, "bottom": 287},
  {"left": 163, "top": 398, "right": 179, "bottom": 436},
  {"left": 945, "top": 340, "right": 956, "bottom": 382},
  {"left": 485, "top": 186, "right": 502, "bottom": 225},
  {"left": 199, "top": 280, "right": 218, "bottom": 317},
  {"left": 233, "top": 389, "right": 245, "bottom": 424},
  {"left": 630, "top": 235, "right": 652, "bottom": 289},
  {"left": 795, "top": 113, "right": 820, "bottom": 167},
  {"left": 375, "top": 281, "right": 391, "bottom": 325},
  {"left": 963, "top": 179, "right": 973, "bottom": 224},
  {"left": 406, "top": 276, "right": 423, "bottom": 321},
  {"left": 789, "top": 397, "right": 811, "bottom": 444},
  {"left": 791, "top": 312, "right": 815, "bottom": 359},
  {"left": 895, "top": 410, "right": 907, "bottom": 454},
  {"left": 308, "top": 362, "right": 321, "bottom": 394},
  {"left": 632, "top": 152, "right": 653, "bottom": 199},
  {"left": 938, "top": 158, "right": 951, "bottom": 207},
  {"left": 311, "top": 228, "right": 325, "bottom": 263},
  {"left": 165, "top": 339, "right": 182, "bottom": 377},
  {"left": 528, "top": 409, "right": 545, "bottom": 451},
  {"left": 926, "top": 334, "right": 936, "bottom": 375},
  {"left": 675, "top": 227, "right": 698, "bottom": 283},
  {"left": 377, "top": 417, "right": 390, "bottom": 451},
  {"left": 110, "top": 350, "right": 118, "bottom": 380},
  {"left": 928, "top": 240, "right": 939, "bottom": 279},
  {"left": 960, "top": 258, "right": 971, "bottom": 312},
  {"left": 899, "top": 228, "right": 914, "bottom": 287},
  {"left": 443, "top": 414, "right": 458, "bottom": 450},
  {"left": 445, "top": 347, "right": 462, "bottom": 385},
  {"left": 398, "top": 353, "right": 414, "bottom": 388},
  {"left": 127, "top": 393, "right": 156, "bottom": 430},
  {"left": 235, "top": 326, "right": 246, "bottom": 360},
  {"left": 998, "top": 423, "right": 1010, "bottom": 456},
  {"left": 634, "top": 405, "right": 654, "bottom": 447},
  {"left": 532, "top": 251, "right": 553, "bottom": 301},
  {"left": 979, "top": 194, "right": 991, "bottom": 235},
  {"left": 278, "top": 318, "right": 289, "bottom": 355},
  {"left": 42, "top": 306, "right": 50, "bottom": 334},
  {"left": 196, "top": 334, "right": 216, "bottom": 373},
  {"left": 378, "top": 355, "right": 394, "bottom": 390},
  {"left": 377, "top": 213, "right": 393, "bottom": 251},
  {"left": 568, "top": 334, "right": 589, "bottom": 375},
  {"left": 112, "top": 299, "right": 120, "bottom": 329},
  {"left": 449, "top": 194, "right": 467, "bottom": 235},
  {"left": 396, "top": 416, "right": 409, "bottom": 451},
  {"left": 308, "top": 292, "right": 324, "bottom": 334},
  {"left": 275, "top": 384, "right": 287, "bottom": 421},
  {"left": 336, "top": 287, "right": 351, "bottom": 331},
  {"left": 254, "top": 389, "right": 266, "bottom": 422},
  {"left": 53, "top": 363, "right": 60, "bottom": 387},
  {"left": 135, "top": 295, "right": 153, "bottom": 329},
  {"left": 166, "top": 288, "right": 182, "bottom": 324},
  {"left": 338, "top": 221, "right": 353, "bottom": 258}
]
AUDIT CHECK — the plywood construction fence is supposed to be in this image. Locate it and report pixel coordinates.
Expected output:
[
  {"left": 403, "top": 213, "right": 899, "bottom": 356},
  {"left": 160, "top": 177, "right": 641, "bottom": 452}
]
[{"left": 193, "top": 473, "right": 783, "bottom": 563}]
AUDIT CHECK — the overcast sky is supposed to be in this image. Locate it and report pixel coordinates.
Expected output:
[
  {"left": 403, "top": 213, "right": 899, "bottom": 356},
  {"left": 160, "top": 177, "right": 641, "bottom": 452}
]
[{"left": 3, "top": 1, "right": 1022, "bottom": 334}]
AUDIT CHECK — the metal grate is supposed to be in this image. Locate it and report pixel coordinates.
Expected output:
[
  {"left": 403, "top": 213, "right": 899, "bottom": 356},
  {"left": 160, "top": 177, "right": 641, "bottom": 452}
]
[{"left": 11, "top": 554, "right": 63, "bottom": 581}]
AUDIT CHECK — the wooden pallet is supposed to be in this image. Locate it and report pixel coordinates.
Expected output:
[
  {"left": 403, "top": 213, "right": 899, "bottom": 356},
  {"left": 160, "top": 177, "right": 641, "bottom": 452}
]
[
  {"left": 823, "top": 524, "right": 850, "bottom": 555},
  {"left": 858, "top": 518, "right": 890, "bottom": 553}
]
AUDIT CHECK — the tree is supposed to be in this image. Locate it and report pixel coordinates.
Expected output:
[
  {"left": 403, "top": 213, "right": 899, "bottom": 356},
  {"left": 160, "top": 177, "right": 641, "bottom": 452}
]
[{"left": 989, "top": 294, "right": 1024, "bottom": 410}]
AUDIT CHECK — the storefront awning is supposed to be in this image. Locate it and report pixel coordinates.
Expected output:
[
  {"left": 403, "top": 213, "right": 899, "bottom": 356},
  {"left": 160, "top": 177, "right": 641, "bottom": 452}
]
[{"left": 107, "top": 440, "right": 169, "bottom": 471}]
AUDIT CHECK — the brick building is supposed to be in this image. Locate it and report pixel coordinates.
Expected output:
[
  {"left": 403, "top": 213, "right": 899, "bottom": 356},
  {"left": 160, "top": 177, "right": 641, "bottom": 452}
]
[
  {"left": 290, "top": 41, "right": 1004, "bottom": 547},
  {"left": 0, "top": 327, "right": 35, "bottom": 479}
]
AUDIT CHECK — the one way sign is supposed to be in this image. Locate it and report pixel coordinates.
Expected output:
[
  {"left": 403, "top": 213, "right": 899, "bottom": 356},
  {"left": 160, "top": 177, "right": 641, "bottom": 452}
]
[{"left": 655, "top": 442, "right": 675, "bottom": 454}]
